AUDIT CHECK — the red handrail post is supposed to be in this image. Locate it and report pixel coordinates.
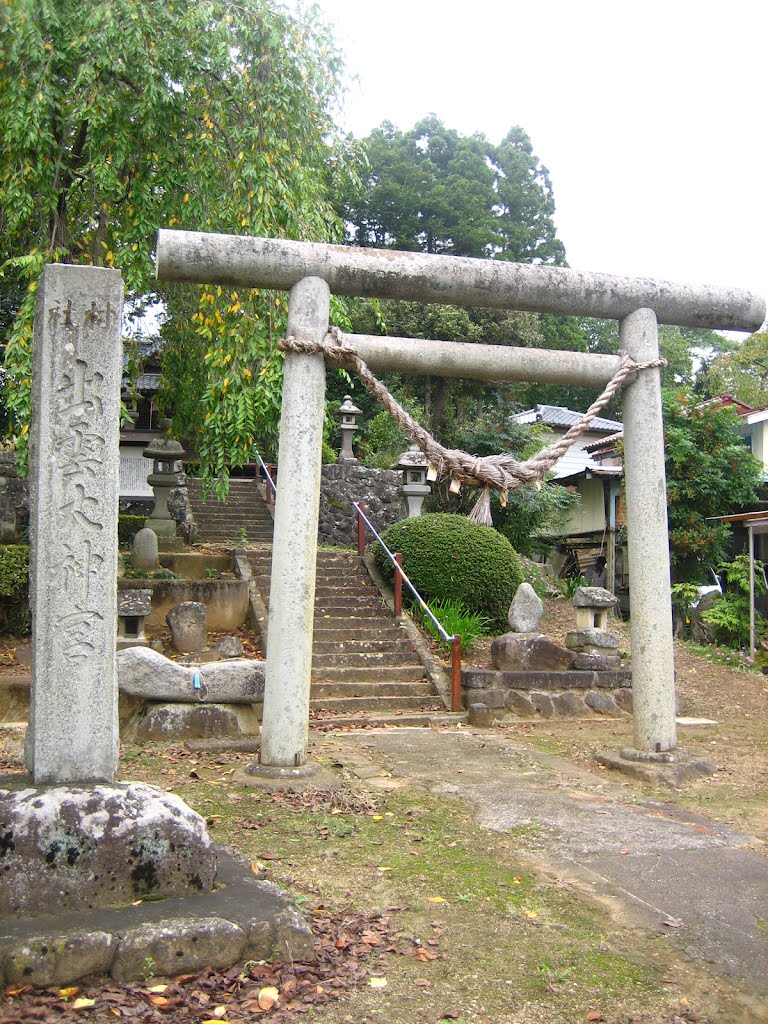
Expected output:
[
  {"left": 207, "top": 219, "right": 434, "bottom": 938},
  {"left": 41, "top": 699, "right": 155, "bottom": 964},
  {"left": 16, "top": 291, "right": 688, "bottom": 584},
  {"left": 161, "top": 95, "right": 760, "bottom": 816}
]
[
  {"left": 451, "top": 635, "right": 462, "bottom": 712},
  {"left": 394, "top": 553, "right": 403, "bottom": 618},
  {"left": 357, "top": 501, "right": 366, "bottom": 556}
]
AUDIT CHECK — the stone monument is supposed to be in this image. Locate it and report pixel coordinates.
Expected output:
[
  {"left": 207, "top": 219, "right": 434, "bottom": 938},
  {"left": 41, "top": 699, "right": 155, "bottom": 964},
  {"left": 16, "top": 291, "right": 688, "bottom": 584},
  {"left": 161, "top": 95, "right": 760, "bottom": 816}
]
[{"left": 26, "top": 265, "right": 123, "bottom": 784}]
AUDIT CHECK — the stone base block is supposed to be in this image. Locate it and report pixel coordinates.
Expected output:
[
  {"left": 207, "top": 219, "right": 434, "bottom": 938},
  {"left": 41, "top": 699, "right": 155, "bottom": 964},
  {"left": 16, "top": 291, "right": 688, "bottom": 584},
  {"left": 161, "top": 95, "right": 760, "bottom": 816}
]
[
  {"left": 595, "top": 748, "right": 717, "bottom": 788},
  {"left": 127, "top": 702, "right": 260, "bottom": 741},
  {"left": 0, "top": 783, "right": 216, "bottom": 918},
  {"left": 0, "top": 849, "right": 314, "bottom": 987}
]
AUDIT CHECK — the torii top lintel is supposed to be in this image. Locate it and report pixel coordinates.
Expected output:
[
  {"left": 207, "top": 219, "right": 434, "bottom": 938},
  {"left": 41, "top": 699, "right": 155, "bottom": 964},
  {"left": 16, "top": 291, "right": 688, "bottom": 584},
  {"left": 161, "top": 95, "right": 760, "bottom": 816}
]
[{"left": 156, "top": 229, "right": 765, "bottom": 333}]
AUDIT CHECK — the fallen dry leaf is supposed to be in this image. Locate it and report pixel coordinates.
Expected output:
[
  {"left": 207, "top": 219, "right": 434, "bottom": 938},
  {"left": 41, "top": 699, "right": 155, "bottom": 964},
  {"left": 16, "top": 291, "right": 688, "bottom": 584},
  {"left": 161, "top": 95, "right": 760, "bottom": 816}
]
[
  {"left": 586, "top": 1012, "right": 604, "bottom": 1022},
  {"left": 71, "top": 997, "right": 97, "bottom": 1010},
  {"left": 257, "top": 985, "right": 280, "bottom": 1010},
  {"left": 369, "top": 977, "right": 388, "bottom": 989},
  {"left": 58, "top": 987, "right": 80, "bottom": 999},
  {"left": 426, "top": 896, "right": 446, "bottom": 904}
]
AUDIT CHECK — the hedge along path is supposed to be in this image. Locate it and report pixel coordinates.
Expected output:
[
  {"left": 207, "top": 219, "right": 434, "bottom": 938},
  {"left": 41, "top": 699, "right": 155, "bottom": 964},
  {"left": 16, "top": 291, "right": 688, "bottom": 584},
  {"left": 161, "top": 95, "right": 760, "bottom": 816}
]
[{"left": 280, "top": 328, "right": 666, "bottom": 526}]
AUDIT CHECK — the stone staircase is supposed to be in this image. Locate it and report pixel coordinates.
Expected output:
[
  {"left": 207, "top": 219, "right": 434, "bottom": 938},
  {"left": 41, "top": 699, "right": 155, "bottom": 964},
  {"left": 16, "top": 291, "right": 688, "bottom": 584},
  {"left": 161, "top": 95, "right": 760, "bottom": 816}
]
[
  {"left": 187, "top": 478, "right": 274, "bottom": 543},
  {"left": 247, "top": 546, "right": 449, "bottom": 726}
]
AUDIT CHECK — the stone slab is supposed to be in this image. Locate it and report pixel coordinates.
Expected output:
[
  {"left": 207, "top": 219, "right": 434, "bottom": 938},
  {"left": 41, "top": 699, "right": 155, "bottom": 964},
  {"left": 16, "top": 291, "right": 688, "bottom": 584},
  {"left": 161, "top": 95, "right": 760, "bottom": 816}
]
[
  {"left": 117, "top": 646, "right": 265, "bottom": 703},
  {"left": 507, "top": 582, "right": 544, "bottom": 633},
  {"left": 572, "top": 585, "right": 618, "bottom": 608},
  {"left": 118, "top": 588, "right": 152, "bottom": 617},
  {"left": 0, "top": 849, "right": 314, "bottom": 986}
]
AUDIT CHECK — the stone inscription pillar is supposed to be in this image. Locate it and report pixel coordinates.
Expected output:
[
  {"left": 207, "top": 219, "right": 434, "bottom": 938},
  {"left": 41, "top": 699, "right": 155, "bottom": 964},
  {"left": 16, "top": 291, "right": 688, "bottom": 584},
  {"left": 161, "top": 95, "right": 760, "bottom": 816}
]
[
  {"left": 620, "top": 307, "right": 677, "bottom": 753},
  {"left": 257, "top": 277, "right": 330, "bottom": 770},
  {"left": 27, "top": 265, "right": 124, "bottom": 784}
]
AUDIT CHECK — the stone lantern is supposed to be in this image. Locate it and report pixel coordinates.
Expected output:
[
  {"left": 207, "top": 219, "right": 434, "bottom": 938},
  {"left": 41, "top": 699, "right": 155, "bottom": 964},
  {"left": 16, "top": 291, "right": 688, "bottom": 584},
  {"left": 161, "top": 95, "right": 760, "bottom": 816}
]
[
  {"left": 393, "top": 444, "right": 431, "bottom": 517},
  {"left": 143, "top": 423, "right": 186, "bottom": 538},
  {"left": 338, "top": 395, "right": 362, "bottom": 461}
]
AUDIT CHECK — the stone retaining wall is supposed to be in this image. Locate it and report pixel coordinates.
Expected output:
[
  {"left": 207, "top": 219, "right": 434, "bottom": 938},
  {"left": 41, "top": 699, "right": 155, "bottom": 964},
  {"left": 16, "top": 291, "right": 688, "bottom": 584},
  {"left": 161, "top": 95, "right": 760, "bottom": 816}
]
[
  {"left": 319, "top": 462, "right": 405, "bottom": 547},
  {"left": 463, "top": 667, "right": 632, "bottom": 725}
]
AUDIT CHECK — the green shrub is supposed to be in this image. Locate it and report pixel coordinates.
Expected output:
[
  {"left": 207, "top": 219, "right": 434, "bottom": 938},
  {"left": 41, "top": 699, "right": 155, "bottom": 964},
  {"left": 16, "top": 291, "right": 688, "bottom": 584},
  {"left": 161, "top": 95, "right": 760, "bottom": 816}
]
[
  {"left": 417, "top": 598, "right": 490, "bottom": 652},
  {"left": 0, "top": 544, "right": 29, "bottom": 635},
  {"left": 118, "top": 514, "right": 146, "bottom": 547},
  {"left": 374, "top": 513, "right": 522, "bottom": 631}
]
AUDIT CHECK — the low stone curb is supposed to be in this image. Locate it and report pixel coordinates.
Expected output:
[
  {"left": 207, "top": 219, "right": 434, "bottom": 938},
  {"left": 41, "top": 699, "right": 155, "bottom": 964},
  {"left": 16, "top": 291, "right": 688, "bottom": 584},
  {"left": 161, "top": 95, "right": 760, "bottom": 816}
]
[{"left": 0, "top": 849, "right": 313, "bottom": 988}]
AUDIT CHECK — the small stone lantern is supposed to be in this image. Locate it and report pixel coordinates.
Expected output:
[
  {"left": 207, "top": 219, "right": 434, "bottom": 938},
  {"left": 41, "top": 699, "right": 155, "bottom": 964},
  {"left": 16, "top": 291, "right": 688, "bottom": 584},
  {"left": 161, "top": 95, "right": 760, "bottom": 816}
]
[
  {"left": 393, "top": 444, "right": 431, "bottom": 517},
  {"left": 338, "top": 395, "right": 362, "bottom": 461},
  {"left": 143, "top": 423, "right": 186, "bottom": 539}
]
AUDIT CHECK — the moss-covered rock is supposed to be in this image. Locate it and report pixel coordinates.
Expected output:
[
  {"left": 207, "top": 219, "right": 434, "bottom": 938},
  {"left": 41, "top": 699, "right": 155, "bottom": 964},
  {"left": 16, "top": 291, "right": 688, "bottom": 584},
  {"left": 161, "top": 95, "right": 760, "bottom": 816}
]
[{"left": 374, "top": 513, "right": 523, "bottom": 631}]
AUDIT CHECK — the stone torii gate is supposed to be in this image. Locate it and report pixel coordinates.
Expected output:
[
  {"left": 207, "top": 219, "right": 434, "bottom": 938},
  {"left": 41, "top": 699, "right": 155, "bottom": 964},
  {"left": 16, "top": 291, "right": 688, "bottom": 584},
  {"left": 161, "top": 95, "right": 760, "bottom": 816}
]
[{"left": 156, "top": 230, "right": 765, "bottom": 778}]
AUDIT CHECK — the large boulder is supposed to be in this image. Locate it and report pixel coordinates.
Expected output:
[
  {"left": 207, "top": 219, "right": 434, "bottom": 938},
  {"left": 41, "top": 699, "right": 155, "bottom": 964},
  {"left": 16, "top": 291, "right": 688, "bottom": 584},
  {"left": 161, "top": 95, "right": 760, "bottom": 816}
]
[
  {"left": 491, "top": 633, "right": 576, "bottom": 671},
  {"left": 507, "top": 583, "right": 544, "bottom": 633},
  {"left": 0, "top": 783, "right": 216, "bottom": 918}
]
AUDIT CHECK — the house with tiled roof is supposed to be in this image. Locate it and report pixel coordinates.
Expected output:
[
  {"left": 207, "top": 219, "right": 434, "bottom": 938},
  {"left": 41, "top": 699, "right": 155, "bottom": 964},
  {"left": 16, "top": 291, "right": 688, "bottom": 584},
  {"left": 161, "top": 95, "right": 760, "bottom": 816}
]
[{"left": 510, "top": 405, "right": 625, "bottom": 587}]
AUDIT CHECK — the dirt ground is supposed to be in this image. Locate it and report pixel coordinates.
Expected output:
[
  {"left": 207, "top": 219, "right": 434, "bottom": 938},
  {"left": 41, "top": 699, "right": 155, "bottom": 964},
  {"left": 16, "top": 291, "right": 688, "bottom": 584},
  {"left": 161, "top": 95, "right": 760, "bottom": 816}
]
[{"left": 462, "top": 599, "right": 768, "bottom": 847}]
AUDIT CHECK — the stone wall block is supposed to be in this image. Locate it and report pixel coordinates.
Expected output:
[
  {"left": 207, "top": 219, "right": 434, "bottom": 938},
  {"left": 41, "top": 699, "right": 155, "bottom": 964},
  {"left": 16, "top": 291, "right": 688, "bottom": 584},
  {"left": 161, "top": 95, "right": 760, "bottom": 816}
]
[
  {"left": 110, "top": 918, "right": 246, "bottom": 982},
  {"left": 1, "top": 931, "right": 117, "bottom": 987},
  {"left": 530, "top": 692, "right": 554, "bottom": 718},
  {"left": 585, "top": 691, "right": 625, "bottom": 716}
]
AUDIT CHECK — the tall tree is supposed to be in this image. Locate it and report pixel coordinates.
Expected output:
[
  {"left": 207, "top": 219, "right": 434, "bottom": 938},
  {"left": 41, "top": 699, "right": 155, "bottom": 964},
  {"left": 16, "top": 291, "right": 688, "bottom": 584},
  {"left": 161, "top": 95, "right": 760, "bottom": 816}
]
[
  {"left": 699, "top": 332, "right": 768, "bottom": 409},
  {"left": 0, "top": 0, "right": 354, "bottom": 487},
  {"left": 336, "top": 116, "right": 565, "bottom": 264},
  {"left": 662, "top": 390, "right": 763, "bottom": 582}
]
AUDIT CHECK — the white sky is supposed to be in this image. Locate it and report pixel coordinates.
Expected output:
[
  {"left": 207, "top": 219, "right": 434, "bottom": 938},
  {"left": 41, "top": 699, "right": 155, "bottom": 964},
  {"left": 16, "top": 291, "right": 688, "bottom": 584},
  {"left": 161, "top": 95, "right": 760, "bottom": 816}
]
[{"left": 311, "top": 0, "right": 768, "bottom": 332}]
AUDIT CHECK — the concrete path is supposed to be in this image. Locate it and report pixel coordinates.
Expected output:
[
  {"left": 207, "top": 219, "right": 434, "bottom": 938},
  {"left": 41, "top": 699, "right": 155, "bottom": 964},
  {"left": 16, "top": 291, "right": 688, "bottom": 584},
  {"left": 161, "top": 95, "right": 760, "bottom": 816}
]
[{"left": 325, "top": 726, "right": 768, "bottom": 1000}]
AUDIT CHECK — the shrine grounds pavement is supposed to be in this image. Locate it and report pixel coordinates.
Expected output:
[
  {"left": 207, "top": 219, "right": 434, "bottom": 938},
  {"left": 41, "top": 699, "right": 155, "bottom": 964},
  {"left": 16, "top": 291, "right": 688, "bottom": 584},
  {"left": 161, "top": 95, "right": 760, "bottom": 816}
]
[{"left": 323, "top": 726, "right": 768, "bottom": 1001}]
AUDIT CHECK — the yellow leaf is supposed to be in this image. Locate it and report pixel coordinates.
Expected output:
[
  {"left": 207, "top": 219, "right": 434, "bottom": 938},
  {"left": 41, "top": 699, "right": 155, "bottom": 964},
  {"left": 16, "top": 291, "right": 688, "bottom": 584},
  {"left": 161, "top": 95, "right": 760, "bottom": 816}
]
[
  {"left": 183, "top": 193, "right": 190, "bottom": 203},
  {"left": 58, "top": 987, "right": 80, "bottom": 999},
  {"left": 149, "top": 996, "right": 169, "bottom": 1007},
  {"left": 72, "top": 998, "right": 97, "bottom": 1009},
  {"left": 524, "top": 909, "right": 538, "bottom": 919},
  {"left": 426, "top": 896, "right": 446, "bottom": 904},
  {"left": 257, "top": 986, "right": 279, "bottom": 1010},
  {"left": 369, "top": 976, "right": 387, "bottom": 988},
  {"left": 147, "top": 984, "right": 168, "bottom": 993},
  {"left": 20, "top": 424, "right": 29, "bottom": 436},
  {"left": 371, "top": 814, "right": 383, "bottom": 821},
  {"left": 213, "top": 1006, "right": 228, "bottom": 1018}
]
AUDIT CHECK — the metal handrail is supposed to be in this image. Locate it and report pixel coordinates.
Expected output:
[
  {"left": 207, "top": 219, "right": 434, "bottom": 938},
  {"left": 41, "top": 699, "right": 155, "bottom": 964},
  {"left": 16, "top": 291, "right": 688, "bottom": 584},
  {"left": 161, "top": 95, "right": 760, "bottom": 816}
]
[
  {"left": 353, "top": 501, "right": 463, "bottom": 712},
  {"left": 254, "top": 451, "right": 277, "bottom": 500}
]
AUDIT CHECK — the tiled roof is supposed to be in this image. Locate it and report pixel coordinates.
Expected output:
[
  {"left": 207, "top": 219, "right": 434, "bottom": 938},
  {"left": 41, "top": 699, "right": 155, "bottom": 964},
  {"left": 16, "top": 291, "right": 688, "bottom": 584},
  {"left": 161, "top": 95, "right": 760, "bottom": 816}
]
[{"left": 511, "top": 404, "right": 623, "bottom": 432}]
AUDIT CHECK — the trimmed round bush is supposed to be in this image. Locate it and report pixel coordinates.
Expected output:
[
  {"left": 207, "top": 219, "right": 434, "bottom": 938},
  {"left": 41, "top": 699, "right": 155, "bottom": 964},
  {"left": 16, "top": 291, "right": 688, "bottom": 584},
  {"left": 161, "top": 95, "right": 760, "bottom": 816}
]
[{"left": 374, "top": 513, "right": 523, "bottom": 631}]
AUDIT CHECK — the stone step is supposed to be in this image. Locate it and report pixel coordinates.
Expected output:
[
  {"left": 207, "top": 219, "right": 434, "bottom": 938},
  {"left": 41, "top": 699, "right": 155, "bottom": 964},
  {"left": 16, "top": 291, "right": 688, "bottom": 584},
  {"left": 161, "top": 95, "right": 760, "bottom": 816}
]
[
  {"left": 312, "top": 639, "right": 417, "bottom": 655},
  {"left": 309, "top": 694, "right": 442, "bottom": 713},
  {"left": 310, "top": 679, "right": 434, "bottom": 698},
  {"left": 313, "top": 626, "right": 408, "bottom": 642},
  {"left": 310, "top": 665, "right": 426, "bottom": 684},
  {"left": 312, "top": 650, "right": 422, "bottom": 668},
  {"left": 309, "top": 711, "right": 465, "bottom": 730}
]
